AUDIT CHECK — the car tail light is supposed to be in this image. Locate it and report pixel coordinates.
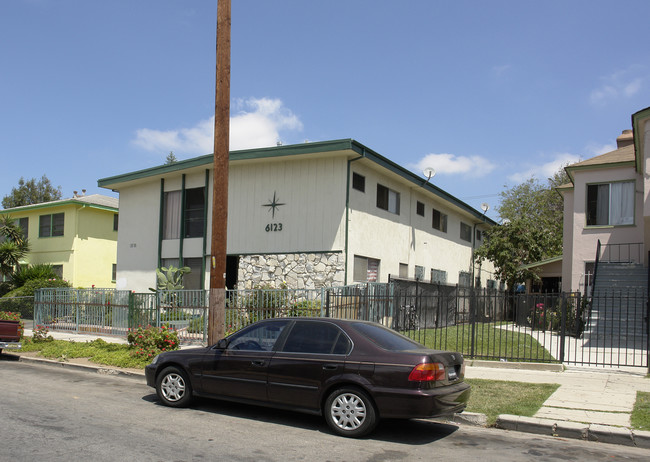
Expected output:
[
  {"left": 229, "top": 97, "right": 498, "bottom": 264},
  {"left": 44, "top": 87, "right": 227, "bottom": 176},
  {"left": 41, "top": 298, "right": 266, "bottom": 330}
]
[{"left": 408, "top": 362, "right": 446, "bottom": 382}]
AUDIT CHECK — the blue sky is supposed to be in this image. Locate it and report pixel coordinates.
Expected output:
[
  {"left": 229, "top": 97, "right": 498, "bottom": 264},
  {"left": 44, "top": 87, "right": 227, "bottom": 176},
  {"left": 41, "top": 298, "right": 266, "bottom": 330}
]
[{"left": 2, "top": 0, "right": 649, "bottom": 220}]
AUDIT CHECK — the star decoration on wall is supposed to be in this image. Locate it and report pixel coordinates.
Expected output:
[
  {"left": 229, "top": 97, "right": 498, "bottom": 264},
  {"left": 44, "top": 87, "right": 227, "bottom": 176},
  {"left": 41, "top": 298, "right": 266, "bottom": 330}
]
[{"left": 263, "top": 191, "right": 286, "bottom": 219}]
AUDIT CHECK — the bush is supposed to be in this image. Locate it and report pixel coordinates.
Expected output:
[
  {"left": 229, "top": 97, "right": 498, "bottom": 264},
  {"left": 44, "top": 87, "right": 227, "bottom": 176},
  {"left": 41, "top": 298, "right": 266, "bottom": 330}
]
[
  {"left": 0, "top": 311, "right": 24, "bottom": 340},
  {"left": 32, "top": 324, "right": 54, "bottom": 342},
  {"left": 127, "top": 325, "right": 180, "bottom": 360},
  {"left": 11, "top": 264, "right": 60, "bottom": 288},
  {"left": 2, "top": 278, "right": 71, "bottom": 318}
]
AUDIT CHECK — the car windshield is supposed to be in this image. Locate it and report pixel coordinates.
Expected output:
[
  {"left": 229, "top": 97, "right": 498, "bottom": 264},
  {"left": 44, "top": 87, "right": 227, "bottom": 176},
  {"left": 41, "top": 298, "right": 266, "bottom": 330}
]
[{"left": 350, "top": 322, "right": 424, "bottom": 351}]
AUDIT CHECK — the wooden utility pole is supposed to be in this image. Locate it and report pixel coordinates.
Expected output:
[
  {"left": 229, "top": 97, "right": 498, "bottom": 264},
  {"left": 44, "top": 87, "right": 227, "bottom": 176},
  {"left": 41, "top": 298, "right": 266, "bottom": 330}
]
[{"left": 208, "top": 0, "right": 231, "bottom": 345}]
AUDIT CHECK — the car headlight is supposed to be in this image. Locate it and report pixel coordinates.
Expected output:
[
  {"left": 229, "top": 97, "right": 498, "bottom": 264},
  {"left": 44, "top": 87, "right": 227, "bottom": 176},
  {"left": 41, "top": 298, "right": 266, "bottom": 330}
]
[{"left": 151, "top": 354, "right": 161, "bottom": 365}]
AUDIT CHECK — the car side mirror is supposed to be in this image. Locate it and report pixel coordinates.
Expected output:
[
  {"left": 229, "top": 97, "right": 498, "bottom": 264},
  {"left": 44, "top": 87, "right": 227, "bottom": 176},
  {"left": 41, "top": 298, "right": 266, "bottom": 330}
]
[{"left": 216, "top": 338, "right": 229, "bottom": 350}]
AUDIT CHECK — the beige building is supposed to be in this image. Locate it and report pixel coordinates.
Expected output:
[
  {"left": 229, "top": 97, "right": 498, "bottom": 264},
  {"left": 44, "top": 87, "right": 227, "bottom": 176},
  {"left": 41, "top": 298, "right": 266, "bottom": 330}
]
[{"left": 99, "top": 139, "right": 498, "bottom": 292}]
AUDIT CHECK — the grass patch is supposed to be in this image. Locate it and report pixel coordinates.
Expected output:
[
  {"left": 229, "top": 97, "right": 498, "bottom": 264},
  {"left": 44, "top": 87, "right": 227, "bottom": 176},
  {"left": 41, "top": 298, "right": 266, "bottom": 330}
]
[
  {"left": 465, "top": 378, "right": 559, "bottom": 425},
  {"left": 19, "top": 338, "right": 150, "bottom": 369},
  {"left": 631, "top": 391, "right": 650, "bottom": 431},
  {"left": 403, "top": 323, "right": 557, "bottom": 362}
]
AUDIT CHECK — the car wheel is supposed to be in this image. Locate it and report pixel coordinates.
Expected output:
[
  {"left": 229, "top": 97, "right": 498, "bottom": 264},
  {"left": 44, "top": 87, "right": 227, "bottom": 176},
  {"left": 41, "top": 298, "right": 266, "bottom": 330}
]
[
  {"left": 324, "top": 387, "right": 377, "bottom": 437},
  {"left": 156, "top": 366, "right": 192, "bottom": 407}
]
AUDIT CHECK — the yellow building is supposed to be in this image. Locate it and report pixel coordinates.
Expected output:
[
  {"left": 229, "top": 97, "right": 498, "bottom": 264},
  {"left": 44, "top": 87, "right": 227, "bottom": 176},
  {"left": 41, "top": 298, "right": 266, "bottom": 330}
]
[{"left": 0, "top": 193, "right": 119, "bottom": 288}]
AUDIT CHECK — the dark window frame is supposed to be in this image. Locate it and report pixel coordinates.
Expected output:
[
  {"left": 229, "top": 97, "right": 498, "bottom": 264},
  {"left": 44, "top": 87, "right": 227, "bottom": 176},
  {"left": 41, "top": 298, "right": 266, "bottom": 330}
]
[
  {"left": 460, "top": 222, "right": 472, "bottom": 242},
  {"left": 432, "top": 208, "right": 448, "bottom": 232},
  {"left": 376, "top": 184, "right": 400, "bottom": 215},
  {"left": 39, "top": 213, "right": 64, "bottom": 238},
  {"left": 352, "top": 172, "right": 365, "bottom": 192},
  {"left": 416, "top": 201, "right": 425, "bottom": 217}
]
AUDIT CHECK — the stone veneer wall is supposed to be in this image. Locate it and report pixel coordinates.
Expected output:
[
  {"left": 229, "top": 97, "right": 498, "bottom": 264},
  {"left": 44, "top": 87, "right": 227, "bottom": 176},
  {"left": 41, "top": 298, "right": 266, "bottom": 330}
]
[{"left": 237, "top": 252, "right": 345, "bottom": 290}]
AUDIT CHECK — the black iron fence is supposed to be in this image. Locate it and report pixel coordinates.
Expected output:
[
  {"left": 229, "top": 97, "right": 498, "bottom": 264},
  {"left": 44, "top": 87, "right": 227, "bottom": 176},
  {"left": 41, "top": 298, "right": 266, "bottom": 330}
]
[{"left": 30, "top": 282, "right": 649, "bottom": 368}]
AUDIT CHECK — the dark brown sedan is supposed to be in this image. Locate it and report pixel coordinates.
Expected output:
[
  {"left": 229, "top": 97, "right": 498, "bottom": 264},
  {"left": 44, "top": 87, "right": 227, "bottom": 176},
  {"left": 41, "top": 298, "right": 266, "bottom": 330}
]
[{"left": 145, "top": 317, "right": 470, "bottom": 437}]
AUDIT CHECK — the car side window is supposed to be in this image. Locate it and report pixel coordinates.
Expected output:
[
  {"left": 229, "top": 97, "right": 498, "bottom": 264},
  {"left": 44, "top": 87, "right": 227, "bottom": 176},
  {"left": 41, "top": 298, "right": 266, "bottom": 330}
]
[
  {"left": 228, "top": 321, "right": 288, "bottom": 351},
  {"left": 281, "top": 321, "right": 351, "bottom": 355}
]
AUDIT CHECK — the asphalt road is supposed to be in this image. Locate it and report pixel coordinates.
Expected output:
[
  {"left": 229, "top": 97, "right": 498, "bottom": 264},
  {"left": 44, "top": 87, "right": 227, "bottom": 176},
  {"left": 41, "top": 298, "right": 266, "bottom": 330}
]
[{"left": 1, "top": 357, "right": 648, "bottom": 462}]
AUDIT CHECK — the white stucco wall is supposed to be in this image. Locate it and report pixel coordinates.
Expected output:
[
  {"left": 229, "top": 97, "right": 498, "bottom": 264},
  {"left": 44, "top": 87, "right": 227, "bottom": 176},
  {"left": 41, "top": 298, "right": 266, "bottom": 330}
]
[
  {"left": 110, "top": 149, "right": 497, "bottom": 291},
  {"left": 346, "top": 162, "right": 491, "bottom": 285}
]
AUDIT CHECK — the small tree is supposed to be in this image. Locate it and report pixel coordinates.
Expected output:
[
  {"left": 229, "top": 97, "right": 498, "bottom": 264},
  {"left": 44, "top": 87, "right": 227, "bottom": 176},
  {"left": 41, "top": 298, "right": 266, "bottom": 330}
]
[
  {"left": 165, "top": 151, "right": 178, "bottom": 164},
  {"left": 0, "top": 215, "right": 30, "bottom": 279},
  {"left": 2, "top": 175, "right": 62, "bottom": 209},
  {"left": 474, "top": 166, "right": 569, "bottom": 290}
]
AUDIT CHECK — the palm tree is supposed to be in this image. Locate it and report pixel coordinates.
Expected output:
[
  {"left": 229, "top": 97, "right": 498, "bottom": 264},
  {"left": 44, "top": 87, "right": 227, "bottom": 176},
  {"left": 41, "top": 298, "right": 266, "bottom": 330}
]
[{"left": 0, "top": 215, "right": 30, "bottom": 278}]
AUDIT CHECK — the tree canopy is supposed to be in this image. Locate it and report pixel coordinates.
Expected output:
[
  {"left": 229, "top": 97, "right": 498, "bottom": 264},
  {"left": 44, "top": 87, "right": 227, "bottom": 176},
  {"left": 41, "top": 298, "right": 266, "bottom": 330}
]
[
  {"left": 165, "top": 151, "right": 178, "bottom": 164},
  {"left": 474, "top": 167, "right": 570, "bottom": 289},
  {"left": 2, "top": 175, "right": 62, "bottom": 209}
]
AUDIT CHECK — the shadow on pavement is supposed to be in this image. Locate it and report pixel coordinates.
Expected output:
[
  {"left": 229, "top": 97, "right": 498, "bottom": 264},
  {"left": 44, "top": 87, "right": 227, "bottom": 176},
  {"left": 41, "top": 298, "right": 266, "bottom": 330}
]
[{"left": 141, "top": 393, "right": 459, "bottom": 443}]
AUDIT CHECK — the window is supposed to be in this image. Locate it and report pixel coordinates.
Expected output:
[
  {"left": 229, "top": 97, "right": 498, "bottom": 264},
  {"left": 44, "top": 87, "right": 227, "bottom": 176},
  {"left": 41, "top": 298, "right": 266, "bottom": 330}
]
[
  {"left": 415, "top": 265, "right": 424, "bottom": 280},
  {"left": 281, "top": 321, "right": 351, "bottom": 355},
  {"left": 399, "top": 263, "right": 408, "bottom": 278},
  {"left": 476, "top": 229, "right": 482, "bottom": 241},
  {"left": 353, "top": 255, "right": 380, "bottom": 282},
  {"left": 182, "top": 257, "right": 203, "bottom": 290},
  {"left": 458, "top": 271, "right": 471, "bottom": 287},
  {"left": 52, "top": 265, "right": 63, "bottom": 278},
  {"left": 431, "top": 269, "right": 447, "bottom": 284},
  {"left": 113, "top": 214, "right": 119, "bottom": 231},
  {"left": 228, "top": 320, "right": 289, "bottom": 351},
  {"left": 432, "top": 208, "right": 447, "bottom": 232},
  {"left": 184, "top": 187, "right": 205, "bottom": 238},
  {"left": 17, "top": 217, "right": 28, "bottom": 239},
  {"left": 460, "top": 222, "right": 472, "bottom": 242},
  {"left": 416, "top": 201, "right": 425, "bottom": 217},
  {"left": 352, "top": 172, "right": 365, "bottom": 192},
  {"left": 376, "top": 184, "right": 400, "bottom": 214},
  {"left": 163, "top": 191, "right": 181, "bottom": 239},
  {"left": 586, "top": 181, "right": 635, "bottom": 226},
  {"left": 39, "top": 213, "right": 64, "bottom": 237},
  {"left": 487, "top": 279, "right": 497, "bottom": 289},
  {"left": 112, "top": 264, "right": 117, "bottom": 282}
]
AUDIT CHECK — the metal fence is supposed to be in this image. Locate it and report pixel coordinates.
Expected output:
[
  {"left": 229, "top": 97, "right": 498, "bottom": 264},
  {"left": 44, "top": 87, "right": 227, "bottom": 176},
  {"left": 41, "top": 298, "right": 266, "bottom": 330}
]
[
  {"left": 34, "top": 287, "right": 324, "bottom": 344},
  {"left": 0, "top": 296, "right": 35, "bottom": 318},
  {"left": 31, "top": 283, "right": 649, "bottom": 368}
]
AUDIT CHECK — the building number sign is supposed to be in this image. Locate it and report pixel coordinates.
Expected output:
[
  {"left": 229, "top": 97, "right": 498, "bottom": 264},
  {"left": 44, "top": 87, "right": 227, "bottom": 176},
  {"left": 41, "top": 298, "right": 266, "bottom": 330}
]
[{"left": 263, "top": 191, "right": 285, "bottom": 232}]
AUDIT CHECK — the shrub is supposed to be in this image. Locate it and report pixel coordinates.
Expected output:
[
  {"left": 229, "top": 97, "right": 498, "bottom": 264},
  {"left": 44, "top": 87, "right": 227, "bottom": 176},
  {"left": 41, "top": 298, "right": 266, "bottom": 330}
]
[
  {"left": 11, "top": 264, "right": 60, "bottom": 288},
  {"left": 127, "top": 325, "right": 180, "bottom": 360},
  {"left": 32, "top": 324, "right": 54, "bottom": 342},
  {"left": 3, "top": 278, "right": 71, "bottom": 318},
  {"left": 0, "top": 311, "right": 24, "bottom": 340}
]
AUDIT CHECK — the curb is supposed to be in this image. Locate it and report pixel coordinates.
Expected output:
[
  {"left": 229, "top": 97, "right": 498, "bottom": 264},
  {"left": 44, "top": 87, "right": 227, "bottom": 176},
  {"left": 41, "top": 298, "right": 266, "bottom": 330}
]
[
  {"left": 496, "top": 414, "right": 650, "bottom": 448},
  {"left": 466, "top": 360, "right": 564, "bottom": 372},
  {"left": 16, "top": 354, "right": 145, "bottom": 381},
  {"left": 10, "top": 354, "right": 650, "bottom": 449}
]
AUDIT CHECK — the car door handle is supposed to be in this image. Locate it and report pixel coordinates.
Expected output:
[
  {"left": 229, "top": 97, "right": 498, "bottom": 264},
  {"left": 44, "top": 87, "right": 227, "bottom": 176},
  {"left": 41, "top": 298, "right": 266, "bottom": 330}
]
[
  {"left": 323, "top": 364, "right": 338, "bottom": 370},
  {"left": 251, "top": 360, "right": 266, "bottom": 367}
]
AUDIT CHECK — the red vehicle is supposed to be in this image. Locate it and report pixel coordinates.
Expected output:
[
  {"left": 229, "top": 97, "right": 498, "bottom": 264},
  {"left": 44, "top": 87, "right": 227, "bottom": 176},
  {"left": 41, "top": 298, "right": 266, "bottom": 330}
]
[
  {"left": 145, "top": 317, "right": 470, "bottom": 437},
  {"left": 0, "top": 318, "right": 22, "bottom": 354}
]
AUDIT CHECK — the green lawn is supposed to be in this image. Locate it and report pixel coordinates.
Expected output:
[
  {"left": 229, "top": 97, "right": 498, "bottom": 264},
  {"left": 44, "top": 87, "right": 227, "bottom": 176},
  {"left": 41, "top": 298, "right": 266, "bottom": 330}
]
[
  {"left": 403, "top": 323, "right": 557, "bottom": 362},
  {"left": 465, "top": 378, "right": 559, "bottom": 425},
  {"left": 631, "top": 391, "right": 650, "bottom": 431}
]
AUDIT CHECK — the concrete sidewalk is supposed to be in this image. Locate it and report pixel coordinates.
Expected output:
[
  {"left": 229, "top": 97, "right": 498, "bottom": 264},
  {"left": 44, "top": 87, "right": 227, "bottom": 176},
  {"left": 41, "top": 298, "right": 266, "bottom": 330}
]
[
  {"left": 463, "top": 360, "right": 650, "bottom": 447},
  {"left": 15, "top": 329, "right": 650, "bottom": 447}
]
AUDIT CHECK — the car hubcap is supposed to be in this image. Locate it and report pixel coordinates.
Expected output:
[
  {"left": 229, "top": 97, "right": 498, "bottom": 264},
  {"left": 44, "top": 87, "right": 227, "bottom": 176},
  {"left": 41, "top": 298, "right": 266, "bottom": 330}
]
[
  {"left": 330, "top": 393, "right": 366, "bottom": 430},
  {"left": 161, "top": 373, "right": 185, "bottom": 402}
]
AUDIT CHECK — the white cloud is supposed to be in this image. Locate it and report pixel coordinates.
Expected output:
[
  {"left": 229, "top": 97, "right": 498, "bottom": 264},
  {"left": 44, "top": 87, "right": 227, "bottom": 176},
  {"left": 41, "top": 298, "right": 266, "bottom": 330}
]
[
  {"left": 491, "top": 64, "right": 512, "bottom": 78},
  {"left": 132, "top": 97, "right": 303, "bottom": 155},
  {"left": 590, "top": 67, "right": 644, "bottom": 105},
  {"left": 508, "top": 153, "right": 581, "bottom": 184},
  {"left": 413, "top": 153, "right": 497, "bottom": 178}
]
